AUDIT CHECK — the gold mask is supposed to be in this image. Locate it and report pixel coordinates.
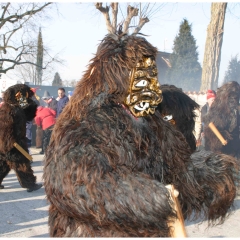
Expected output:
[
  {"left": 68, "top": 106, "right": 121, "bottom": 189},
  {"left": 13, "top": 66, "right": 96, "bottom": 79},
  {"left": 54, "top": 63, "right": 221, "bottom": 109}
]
[
  {"left": 125, "top": 56, "right": 162, "bottom": 117},
  {"left": 15, "top": 91, "right": 29, "bottom": 108}
]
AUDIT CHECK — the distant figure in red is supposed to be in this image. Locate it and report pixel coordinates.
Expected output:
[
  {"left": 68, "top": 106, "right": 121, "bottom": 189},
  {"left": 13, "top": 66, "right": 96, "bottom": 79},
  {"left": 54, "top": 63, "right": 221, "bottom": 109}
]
[{"left": 34, "top": 106, "right": 56, "bottom": 155}]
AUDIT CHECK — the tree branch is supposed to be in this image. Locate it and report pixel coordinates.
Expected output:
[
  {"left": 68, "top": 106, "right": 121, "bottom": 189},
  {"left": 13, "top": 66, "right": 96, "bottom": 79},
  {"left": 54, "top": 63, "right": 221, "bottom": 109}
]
[
  {"left": 0, "top": 58, "right": 49, "bottom": 73},
  {"left": 132, "top": 17, "right": 149, "bottom": 35},
  {"left": 95, "top": 2, "right": 114, "bottom": 34},
  {"left": 3, "top": 25, "right": 23, "bottom": 53},
  {"left": 122, "top": 5, "right": 139, "bottom": 34},
  {"left": 111, "top": 2, "right": 118, "bottom": 32},
  {"left": 0, "top": 45, "right": 20, "bottom": 52},
  {"left": 1, "top": 2, "right": 10, "bottom": 19},
  {"left": 0, "top": 2, "right": 52, "bottom": 29}
]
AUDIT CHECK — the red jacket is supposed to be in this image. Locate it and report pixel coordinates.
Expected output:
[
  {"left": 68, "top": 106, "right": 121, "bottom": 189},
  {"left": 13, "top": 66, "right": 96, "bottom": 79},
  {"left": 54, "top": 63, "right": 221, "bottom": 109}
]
[{"left": 35, "top": 106, "right": 56, "bottom": 130}]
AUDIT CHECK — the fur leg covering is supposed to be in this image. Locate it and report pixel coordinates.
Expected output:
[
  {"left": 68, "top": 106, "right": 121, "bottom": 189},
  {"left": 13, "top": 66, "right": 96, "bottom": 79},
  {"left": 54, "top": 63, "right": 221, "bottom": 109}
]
[
  {"left": 190, "top": 149, "right": 238, "bottom": 224},
  {"left": 46, "top": 171, "right": 175, "bottom": 237},
  {"left": 0, "top": 157, "right": 11, "bottom": 184},
  {"left": 6, "top": 148, "right": 36, "bottom": 188}
]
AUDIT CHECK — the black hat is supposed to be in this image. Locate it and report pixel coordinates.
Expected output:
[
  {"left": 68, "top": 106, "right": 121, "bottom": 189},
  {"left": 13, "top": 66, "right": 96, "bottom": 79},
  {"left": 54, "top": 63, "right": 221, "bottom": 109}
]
[{"left": 42, "top": 91, "right": 51, "bottom": 100}]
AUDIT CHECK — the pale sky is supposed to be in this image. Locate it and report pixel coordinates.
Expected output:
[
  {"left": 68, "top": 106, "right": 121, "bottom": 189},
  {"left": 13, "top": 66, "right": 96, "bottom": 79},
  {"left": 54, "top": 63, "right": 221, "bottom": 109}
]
[{"left": 3, "top": 1, "right": 240, "bottom": 87}]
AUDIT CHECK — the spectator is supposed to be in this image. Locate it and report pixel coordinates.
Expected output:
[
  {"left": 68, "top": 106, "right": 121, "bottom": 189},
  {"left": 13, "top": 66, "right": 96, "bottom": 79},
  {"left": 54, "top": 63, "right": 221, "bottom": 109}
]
[
  {"left": 56, "top": 87, "right": 69, "bottom": 117},
  {"left": 27, "top": 92, "right": 40, "bottom": 151},
  {"left": 34, "top": 106, "right": 56, "bottom": 155},
  {"left": 26, "top": 121, "right": 33, "bottom": 155},
  {"left": 42, "top": 90, "right": 58, "bottom": 113}
]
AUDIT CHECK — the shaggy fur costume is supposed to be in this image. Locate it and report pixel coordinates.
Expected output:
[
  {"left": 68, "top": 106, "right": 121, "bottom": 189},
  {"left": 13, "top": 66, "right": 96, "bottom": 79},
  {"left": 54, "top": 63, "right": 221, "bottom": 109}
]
[
  {"left": 157, "top": 84, "right": 199, "bottom": 152},
  {"left": 203, "top": 81, "right": 240, "bottom": 158},
  {"left": 43, "top": 35, "right": 238, "bottom": 237},
  {"left": 0, "top": 84, "right": 38, "bottom": 189}
]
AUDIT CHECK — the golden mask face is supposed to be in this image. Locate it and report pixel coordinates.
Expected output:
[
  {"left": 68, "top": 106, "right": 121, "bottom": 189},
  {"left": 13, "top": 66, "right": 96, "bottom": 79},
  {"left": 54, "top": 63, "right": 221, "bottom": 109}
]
[
  {"left": 15, "top": 91, "right": 29, "bottom": 108},
  {"left": 125, "top": 56, "right": 162, "bottom": 117}
]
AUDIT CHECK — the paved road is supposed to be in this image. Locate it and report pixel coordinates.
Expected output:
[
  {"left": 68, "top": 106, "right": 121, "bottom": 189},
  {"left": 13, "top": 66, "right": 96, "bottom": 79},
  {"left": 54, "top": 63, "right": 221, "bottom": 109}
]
[{"left": 0, "top": 147, "right": 240, "bottom": 238}]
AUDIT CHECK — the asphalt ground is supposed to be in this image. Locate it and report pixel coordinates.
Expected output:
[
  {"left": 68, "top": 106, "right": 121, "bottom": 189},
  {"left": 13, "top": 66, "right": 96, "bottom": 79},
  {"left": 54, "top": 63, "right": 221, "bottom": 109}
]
[{"left": 0, "top": 147, "right": 240, "bottom": 238}]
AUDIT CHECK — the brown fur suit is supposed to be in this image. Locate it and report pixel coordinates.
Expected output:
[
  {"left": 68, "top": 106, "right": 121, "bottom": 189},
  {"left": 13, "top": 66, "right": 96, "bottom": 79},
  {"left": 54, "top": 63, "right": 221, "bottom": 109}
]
[
  {"left": 203, "top": 81, "right": 240, "bottom": 159},
  {"left": 157, "top": 84, "right": 199, "bottom": 152},
  {"left": 0, "top": 84, "right": 38, "bottom": 190},
  {"left": 43, "top": 35, "right": 238, "bottom": 237}
]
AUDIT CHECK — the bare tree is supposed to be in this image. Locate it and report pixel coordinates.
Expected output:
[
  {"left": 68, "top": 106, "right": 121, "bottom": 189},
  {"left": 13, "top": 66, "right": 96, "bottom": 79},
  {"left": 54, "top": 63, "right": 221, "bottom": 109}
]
[
  {"left": 95, "top": 2, "right": 166, "bottom": 35},
  {"left": 0, "top": 2, "right": 52, "bottom": 75},
  {"left": 62, "top": 79, "right": 78, "bottom": 87},
  {"left": 10, "top": 51, "right": 62, "bottom": 85},
  {"left": 200, "top": 2, "right": 227, "bottom": 91}
]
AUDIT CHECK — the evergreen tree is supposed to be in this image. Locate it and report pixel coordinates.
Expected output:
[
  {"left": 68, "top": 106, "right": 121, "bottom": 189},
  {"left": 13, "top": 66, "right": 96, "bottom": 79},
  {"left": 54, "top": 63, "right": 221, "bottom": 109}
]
[
  {"left": 223, "top": 55, "right": 240, "bottom": 84},
  {"left": 35, "top": 28, "right": 43, "bottom": 85},
  {"left": 52, "top": 72, "right": 63, "bottom": 86},
  {"left": 166, "top": 19, "right": 202, "bottom": 91}
]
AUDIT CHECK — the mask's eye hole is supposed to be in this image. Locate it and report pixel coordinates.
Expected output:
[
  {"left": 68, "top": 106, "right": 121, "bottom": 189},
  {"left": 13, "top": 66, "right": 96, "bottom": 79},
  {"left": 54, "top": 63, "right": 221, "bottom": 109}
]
[
  {"left": 135, "top": 79, "right": 148, "bottom": 87},
  {"left": 163, "top": 115, "right": 173, "bottom": 121}
]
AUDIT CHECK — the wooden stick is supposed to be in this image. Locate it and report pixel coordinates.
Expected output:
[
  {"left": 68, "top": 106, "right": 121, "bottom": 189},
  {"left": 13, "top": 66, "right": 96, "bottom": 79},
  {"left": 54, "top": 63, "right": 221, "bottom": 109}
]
[
  {"left": 208, "top": 122, "right": 227, "bottom": 145},
  {"left": 13, "top": 142, "right": 33, "bottom": 161},
  {"left": 166, "top": 184, "right": 187, "bottom": 238}
]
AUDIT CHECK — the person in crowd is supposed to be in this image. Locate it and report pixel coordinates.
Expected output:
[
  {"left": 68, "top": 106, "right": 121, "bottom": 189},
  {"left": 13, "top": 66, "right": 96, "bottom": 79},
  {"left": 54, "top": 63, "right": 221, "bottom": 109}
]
[
  {"left": 34, "top": 105, "right": 56, "bottom": 155},
  {"left": 56, "top": 87, "right": 69, "bottom": 117},
  {"left": 26, "top": 121, "right": 33, "bottom": 155},
  {"left": 0, "top": 84, "right": 42, "bottom": 192},
  {"left": 26, "top": 91, "right": 40, "bottom": 153},
  {"left": 35, "top": 91, "right": 57, "bottom": 150},
  {"left": 198, "top": 89, "right": 216, "bottom": 147},
  {"left": 42, "top": 90, "right": 58, "bottom": 113}
]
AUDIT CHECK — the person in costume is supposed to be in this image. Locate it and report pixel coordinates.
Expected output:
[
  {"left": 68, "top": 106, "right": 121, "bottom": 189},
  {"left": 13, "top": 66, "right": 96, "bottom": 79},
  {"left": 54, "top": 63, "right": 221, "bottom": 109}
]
[
  {"left": 43, "top": 33, "right": 238, "bottom": 237},
  {"left": 157, "top": 84, "right": 200, "bottom": 152},
  {"left": 203, "top": 81, "right": 240, "bottom": 159},
  {"left": 0, "top": 84, "right": 42, "bottom": 192}
]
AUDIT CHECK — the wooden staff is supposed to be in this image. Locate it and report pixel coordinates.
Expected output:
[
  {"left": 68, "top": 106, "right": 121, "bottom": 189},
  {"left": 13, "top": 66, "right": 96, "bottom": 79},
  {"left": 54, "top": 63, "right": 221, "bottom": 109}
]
[
  {"left": 166, "top": 184, "right": 187, "bottom": 238},
  {"left": 13, "top": 142, "right": 33, "bottom": 161},
  {"left": 208, "top": 122, "right": 227, "bottom": 146}
]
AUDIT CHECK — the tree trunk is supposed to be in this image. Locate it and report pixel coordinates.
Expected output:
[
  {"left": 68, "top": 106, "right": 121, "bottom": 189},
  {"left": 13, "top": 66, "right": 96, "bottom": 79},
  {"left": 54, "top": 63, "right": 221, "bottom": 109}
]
[{"left": 200, "top": 2, "right": 227, "bottom": 91}]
